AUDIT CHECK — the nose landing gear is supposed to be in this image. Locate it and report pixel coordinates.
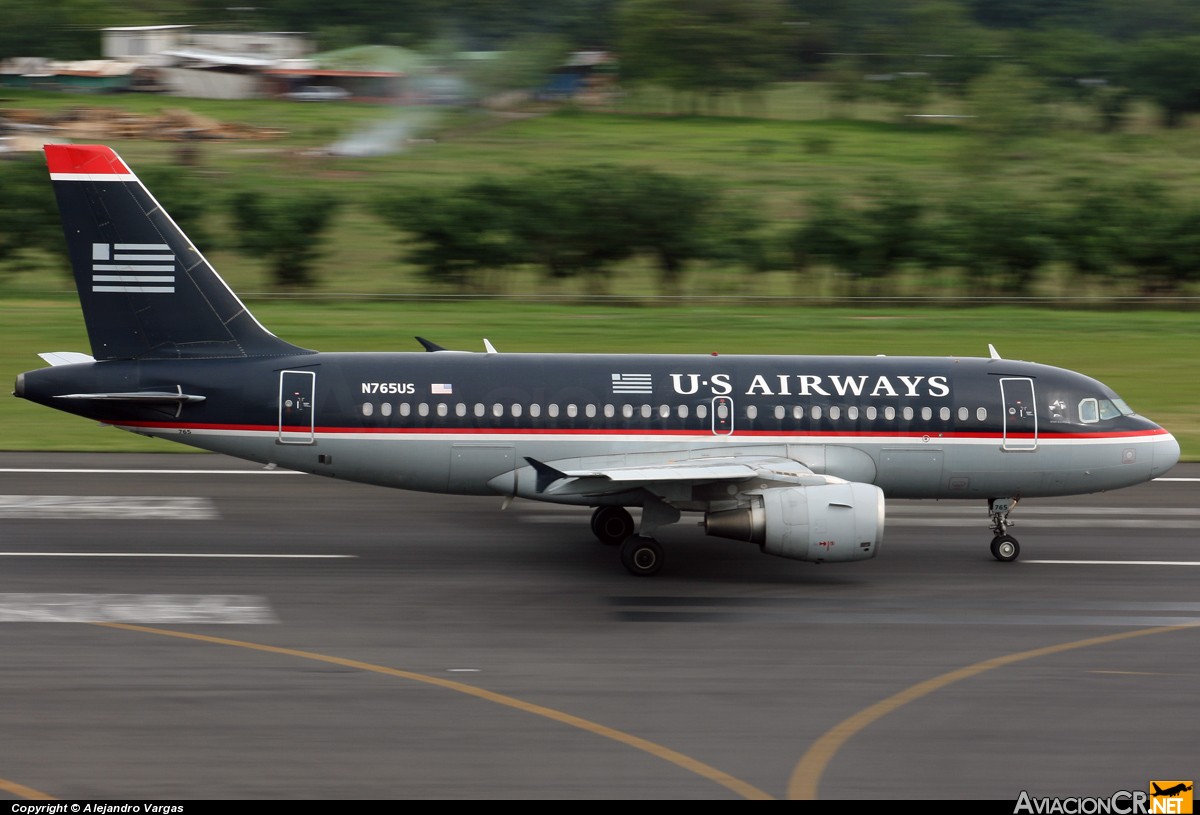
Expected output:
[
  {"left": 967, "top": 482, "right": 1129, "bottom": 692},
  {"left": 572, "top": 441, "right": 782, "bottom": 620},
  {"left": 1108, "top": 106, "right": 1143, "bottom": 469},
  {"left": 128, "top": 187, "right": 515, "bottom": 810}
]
[{"left": 988, "top": 497, "right": 1020, "bottom": 562}]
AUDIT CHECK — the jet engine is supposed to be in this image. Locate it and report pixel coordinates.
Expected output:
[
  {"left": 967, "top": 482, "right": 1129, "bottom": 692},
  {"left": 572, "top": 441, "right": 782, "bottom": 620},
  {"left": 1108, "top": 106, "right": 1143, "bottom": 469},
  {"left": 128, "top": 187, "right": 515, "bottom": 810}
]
[{"left": 704, "top": 483, "right": 884, "bottom": 563}]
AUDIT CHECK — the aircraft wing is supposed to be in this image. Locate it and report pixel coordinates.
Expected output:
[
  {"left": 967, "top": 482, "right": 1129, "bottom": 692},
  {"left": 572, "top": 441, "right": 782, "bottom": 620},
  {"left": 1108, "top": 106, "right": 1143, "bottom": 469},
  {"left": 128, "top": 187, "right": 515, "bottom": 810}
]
[{"left": 524, "top": 455, "right": 838, "bottom": 497}]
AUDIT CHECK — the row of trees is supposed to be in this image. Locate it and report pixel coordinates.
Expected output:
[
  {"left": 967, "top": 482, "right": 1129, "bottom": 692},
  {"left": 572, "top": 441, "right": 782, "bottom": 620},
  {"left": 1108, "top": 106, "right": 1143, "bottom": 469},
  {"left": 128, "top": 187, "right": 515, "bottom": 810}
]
[
  {"left": 2, "top": 156, "right": 1197, "bottom": 296},
  {"left": 383, "top": 171, "right": 1200, "bottom": 297}
]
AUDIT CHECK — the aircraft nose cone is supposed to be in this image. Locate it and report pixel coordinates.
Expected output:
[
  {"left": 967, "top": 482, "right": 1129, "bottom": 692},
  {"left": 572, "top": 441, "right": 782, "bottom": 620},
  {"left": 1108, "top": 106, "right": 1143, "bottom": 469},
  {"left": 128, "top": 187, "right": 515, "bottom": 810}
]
[{"left": 1152, "top": 432, "right": 1181, "bottom": 476}]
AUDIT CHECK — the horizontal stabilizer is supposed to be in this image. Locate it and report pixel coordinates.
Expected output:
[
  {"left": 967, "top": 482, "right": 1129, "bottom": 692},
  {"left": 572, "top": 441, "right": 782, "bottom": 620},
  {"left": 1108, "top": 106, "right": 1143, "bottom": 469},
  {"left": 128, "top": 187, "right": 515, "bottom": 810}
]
[{"left": 38, "top": 351, "right": 95, "bottom": 366}]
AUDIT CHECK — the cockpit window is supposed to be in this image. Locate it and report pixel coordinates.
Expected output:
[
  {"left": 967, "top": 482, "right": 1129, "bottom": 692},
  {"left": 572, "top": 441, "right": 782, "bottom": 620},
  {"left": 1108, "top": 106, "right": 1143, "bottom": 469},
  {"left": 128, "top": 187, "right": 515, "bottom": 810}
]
[
  {"left": 1111, "top": 397, "right": 1135, "bottom": 416},
  {"left": 1079, "top": 397, "right": 1127, "bottom": 424},
  {"left": 1078, "top": 398, "right": 1098, "bottom": 424}
]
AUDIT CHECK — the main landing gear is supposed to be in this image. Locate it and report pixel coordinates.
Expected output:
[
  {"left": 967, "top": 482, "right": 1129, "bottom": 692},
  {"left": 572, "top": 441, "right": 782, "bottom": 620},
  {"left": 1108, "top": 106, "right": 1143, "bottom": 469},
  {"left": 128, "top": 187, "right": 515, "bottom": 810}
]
[
  {"left": 591, "top": 498, "right": 680, "bottom": 577},
  {"left": 988, "top": 497, "right": 1020, "bottom": 562}
]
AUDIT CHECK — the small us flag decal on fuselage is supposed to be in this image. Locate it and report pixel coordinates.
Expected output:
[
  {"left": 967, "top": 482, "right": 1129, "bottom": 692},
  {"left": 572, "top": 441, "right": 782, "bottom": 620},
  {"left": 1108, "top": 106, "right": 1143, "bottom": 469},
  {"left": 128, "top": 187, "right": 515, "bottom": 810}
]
[
  {"left": 612, "top": 373, "right": 653, "bottom": 394},
  {"left": 91, "top": 242, "right": 175, "bottom": 294}
]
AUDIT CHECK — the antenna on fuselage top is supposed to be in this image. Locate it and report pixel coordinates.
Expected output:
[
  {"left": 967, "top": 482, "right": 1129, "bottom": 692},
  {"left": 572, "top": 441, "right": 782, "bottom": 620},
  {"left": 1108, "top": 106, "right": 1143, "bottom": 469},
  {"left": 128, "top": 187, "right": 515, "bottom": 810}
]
[
  {"left": 988, "top": 343, "right": 1002, "bottom": 360},
  {"left": 483, "top": 339, "right": 498, "bottom": 354}
]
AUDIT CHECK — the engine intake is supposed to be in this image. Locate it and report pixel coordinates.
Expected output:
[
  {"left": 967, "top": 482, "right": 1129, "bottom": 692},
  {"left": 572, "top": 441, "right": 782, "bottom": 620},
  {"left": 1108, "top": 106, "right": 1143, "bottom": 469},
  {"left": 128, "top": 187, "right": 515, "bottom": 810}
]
[{"left": 704, "top": 483, "right": 884, "bottom": 563}]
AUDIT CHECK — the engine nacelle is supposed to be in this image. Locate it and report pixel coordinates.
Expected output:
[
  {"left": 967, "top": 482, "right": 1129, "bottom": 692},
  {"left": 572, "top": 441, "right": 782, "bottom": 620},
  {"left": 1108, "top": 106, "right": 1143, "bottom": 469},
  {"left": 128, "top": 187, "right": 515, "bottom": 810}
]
[{"left": 704, "top": 483, "right": 884, "bottom": 563}]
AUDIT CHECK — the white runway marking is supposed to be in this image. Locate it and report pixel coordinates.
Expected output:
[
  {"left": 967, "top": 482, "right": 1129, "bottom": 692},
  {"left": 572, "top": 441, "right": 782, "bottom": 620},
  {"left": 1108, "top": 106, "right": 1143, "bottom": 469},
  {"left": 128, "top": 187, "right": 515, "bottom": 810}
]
[
  {"left": 0, "top": 553, "right": 353, "bottom": 558},
  {"left": 0, "top": 495, "right": 217, "bottom": 520},
  {"left": 0, "top": 468, "right": 301, "bottom": 475},
  {"left": 1027, "top": 560, "right": 1200, "bottom": 567},
  {"left": 0, "top": 594, "right": 276, "bottom": 623}
]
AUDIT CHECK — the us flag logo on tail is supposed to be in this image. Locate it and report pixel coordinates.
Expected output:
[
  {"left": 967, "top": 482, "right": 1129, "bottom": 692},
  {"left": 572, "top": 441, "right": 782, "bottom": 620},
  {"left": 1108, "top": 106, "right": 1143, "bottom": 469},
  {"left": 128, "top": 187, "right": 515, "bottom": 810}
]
[
  {"left": 91, "top": 242, "right": 176, "bottom": 294},
  {"left": 612, "top": 373, "right": 653, "bottom": 394}
]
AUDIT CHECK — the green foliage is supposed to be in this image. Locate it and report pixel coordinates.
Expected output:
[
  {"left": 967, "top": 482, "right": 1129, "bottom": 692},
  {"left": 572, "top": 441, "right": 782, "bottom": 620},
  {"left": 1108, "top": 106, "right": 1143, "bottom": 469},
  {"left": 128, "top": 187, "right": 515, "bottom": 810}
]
[
  {"left": 937, "top": 188, "right": 1058, "bottom": 295},
  {"left": 1058, "top": 180, "right": 1200, "bottom": 294},
  {"left": 503, "top": 166, "right": 639, "bottom": 291},
  {"left": 0, "top": 156, "right": 67, "bottom": 274},
  {"left": 965, "top": 64, "right": 1049, "bottom": 143},
  {"left": 230, "top": 190, "right": 341, "bottom": 289},
  {"left": 376, "top": 181, "right": 518, "bottom": 291},
  {"left": 616, "top": 0, "right": 790, "bottom": 99},
  {"left": 790, "top": 181, "right": 929, "bottom": 293},
  {"left": 376, "top": 165, "right": 732, "bottom": 295},
  {"left": 1120, "top": 36, "right": 1200, "bottom": 127}
]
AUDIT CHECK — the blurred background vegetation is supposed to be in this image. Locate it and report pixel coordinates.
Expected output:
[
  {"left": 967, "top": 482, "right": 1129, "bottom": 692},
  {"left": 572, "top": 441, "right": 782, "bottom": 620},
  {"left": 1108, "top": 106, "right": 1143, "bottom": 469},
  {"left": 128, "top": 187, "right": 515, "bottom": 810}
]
[{"left": 1, "top": 0, "right": 1198, "bottom": 453}]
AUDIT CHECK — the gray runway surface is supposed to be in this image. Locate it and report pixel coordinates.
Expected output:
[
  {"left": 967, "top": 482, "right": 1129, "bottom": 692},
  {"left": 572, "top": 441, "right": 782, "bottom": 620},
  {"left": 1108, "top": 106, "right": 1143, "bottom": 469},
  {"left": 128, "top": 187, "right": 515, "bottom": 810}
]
[{"left": 0, "top": 452, "right": 1196, "bottom": 800}]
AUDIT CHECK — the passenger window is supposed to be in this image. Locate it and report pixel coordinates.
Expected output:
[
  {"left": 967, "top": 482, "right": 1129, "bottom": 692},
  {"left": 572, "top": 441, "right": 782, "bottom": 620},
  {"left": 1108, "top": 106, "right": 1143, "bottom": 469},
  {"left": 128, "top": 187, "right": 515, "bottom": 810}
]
[
  {"left": 381, "top": 403, "right": 393, "bottom": 417},
  {"left": 697, "top": 404, "right": 708, "bottom": 419},
  {"left": 622, "top": 404, "right": 633, "bottom": 418},
  {"left": 530, "top": 404, "right": 541, "bottom": 418},
  {"left": 902, "top": 407, "right": 913, "bottom": 421},
  {"left": 976, "top": 407, "right": 987, "bottom": 422},
  {"left": 641, "top": 405, "right": 652, "bottom": 419},
  {"left": 746, "top": 405, "right": 758, "bottom": 419},
  {"left": 829, "top": 406, "right": 840, "bottom": 420},
  {"left": 418, "top": 403, "right": 429, "bottom": 417},
  {"left": 400, "top": 403, "right": 412, "bottom": 417},
  {"left": 678, "top": 405, "right": 689, "bottom": 418},
  {"left": 958, "top": 407, "right": 968, "bottom": 422},
  {"left": 604, "top": 404, "right": 615, "bottom": 418},
  {"left": 455, "top": 403, "right": 466, "bottom": 417},
  {"left": 659, "top": 404, "right": 670, "bottom": 418},
  {"left": 848, "top": 406, "right": 859, "bottom": 420},
  {"left": 921, "top": 407, "right": 932, "bottom": 421},
  {"left": 940, "top": 407, "right": 950, "bottom": 421},
  {"left": 811, "top": 406, "right": 822, "bottom": 420},
  {"left": 884, "top": 406, "right": 896, "bottom": 420},
  {"left": 437, "top": 403, "right": 448, "bottom": 417},
  {"left": 511, "top": 404, "right": 522, "bottom": 417},
  {"left": 775, "top": 406, "right": 785, "bottom": 420},
  {"left": 866, "top": 406, "right": 877, "bottom": 420},
  {"left": 793, "top": 406, "right": 803, "bottom": 420},
  {"left": 362, "top": 403, "right": 373, "bottom": 417},
  {"left": 586, "top": 404, "right": 596, "bottom": 418},
  {"left": 548, "top": 404, "right": 559, "bottom": 418},
  {"left": 492, "top": 404, "right": 502, "bottom": 417},
  {"left": 1078, "top": 398, "right": 1098, "bottom": 424},
  {"left": 473, "top": 403, "right": 484, "bottom": 418},
  {"left": 567, "top": 404, "right": 578, "bottom": 418}
]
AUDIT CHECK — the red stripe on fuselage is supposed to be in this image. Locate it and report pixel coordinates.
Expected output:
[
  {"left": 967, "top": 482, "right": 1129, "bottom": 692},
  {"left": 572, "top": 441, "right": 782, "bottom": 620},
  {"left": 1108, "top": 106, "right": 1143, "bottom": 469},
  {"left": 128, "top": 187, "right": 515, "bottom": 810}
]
[{"left": 105, "top": 419, "right": 1172, "bottom": 441}]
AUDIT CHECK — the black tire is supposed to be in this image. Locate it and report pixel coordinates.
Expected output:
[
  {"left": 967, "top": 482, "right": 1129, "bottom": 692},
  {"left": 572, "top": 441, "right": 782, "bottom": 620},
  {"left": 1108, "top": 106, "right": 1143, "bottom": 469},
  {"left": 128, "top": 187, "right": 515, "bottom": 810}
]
[
  {"left": 990, "top": 534, "right": 1020, "bottom": 562},
  {"left": 591, "top": 506, "right": 635, "bottom": 546},
  {"left": 620, "top": 536, "right": 663, "bottom": 576}
]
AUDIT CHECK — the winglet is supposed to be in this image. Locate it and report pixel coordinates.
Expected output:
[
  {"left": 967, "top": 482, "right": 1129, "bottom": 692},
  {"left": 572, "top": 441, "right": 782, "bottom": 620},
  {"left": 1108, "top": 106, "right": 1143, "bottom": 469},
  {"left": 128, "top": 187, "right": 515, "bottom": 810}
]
[{"left": 524, "top": 456, "right": 568, "bottom": 493}]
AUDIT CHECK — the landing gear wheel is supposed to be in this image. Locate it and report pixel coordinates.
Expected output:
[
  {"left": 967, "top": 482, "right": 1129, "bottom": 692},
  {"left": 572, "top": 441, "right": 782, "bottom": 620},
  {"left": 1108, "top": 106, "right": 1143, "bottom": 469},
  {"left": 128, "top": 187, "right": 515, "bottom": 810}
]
[
  {"left": 990, "top": 534, "right": 1020, "bottom": 563},
  {"left": 591, "top": 506, "right": 635, "bottom": 546},
  {"left": 620, "top": 536, "right": 663, "bottom": 577}
]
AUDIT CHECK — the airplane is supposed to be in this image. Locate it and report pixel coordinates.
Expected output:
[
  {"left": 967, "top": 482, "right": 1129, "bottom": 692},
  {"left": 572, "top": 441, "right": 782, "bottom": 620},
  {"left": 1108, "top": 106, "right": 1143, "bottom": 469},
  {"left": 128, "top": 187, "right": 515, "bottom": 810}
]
[
  {"left": 13, "top": 144, "right": 1182, "bottom": 576},
  {"left": 1152, "top": 784, "right": 1193, "bottom": 797}
]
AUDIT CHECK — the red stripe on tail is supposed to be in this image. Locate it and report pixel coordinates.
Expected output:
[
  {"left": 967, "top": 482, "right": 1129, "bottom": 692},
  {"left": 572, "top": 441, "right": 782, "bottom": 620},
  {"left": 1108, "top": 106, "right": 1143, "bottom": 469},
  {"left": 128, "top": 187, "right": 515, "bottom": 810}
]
[{"left": 44, "top": 144, "right": 133, "bottom": 176}]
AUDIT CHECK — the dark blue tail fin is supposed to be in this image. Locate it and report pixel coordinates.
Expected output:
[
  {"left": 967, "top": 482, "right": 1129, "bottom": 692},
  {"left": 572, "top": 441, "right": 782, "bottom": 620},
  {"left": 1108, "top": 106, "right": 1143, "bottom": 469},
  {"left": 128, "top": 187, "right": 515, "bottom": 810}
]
[{"left": 45, "top": 144, "right": 310, "bottom": 361}]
